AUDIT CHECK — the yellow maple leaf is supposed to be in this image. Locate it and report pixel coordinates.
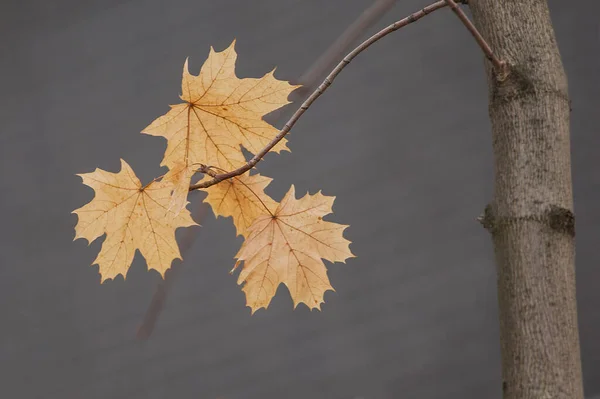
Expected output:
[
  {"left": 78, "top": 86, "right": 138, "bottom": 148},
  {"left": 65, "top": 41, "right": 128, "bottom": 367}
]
[
  {"left": 142, "top": 40, "right": 300, "bottom": 173},
  {"left": 73, "top": 160, "right": 197, "bottom": 282},
  {"left": 200, "top": 172, "right": 278, "bottom": 237},
  {"left": 234, "top": 185, "right": 354, "bottom": 313}
]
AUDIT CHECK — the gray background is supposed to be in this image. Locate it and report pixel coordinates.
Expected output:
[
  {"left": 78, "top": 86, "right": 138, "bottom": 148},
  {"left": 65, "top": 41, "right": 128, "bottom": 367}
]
[{"left": 1, "top": 1, "right": 599, "bottom": 398}]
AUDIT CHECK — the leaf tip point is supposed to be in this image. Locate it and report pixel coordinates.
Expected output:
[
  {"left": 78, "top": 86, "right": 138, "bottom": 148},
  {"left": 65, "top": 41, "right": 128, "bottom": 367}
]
[
  {"left": 157, "top": 270, "right": 168, "bottom": 280},
  {"left": 248, "top": 305, "right": 263, "bottom": 315}
]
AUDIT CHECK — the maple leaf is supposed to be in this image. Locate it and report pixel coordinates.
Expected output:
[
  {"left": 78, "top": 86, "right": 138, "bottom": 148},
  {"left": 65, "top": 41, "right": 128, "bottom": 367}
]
[
  {"left": 73, "top": 160, "right": 197, "bottom": 282},
  {"left": 200, "top": 172, "right": 278, "bottom": 238},
  {"left": 142, "top": 40, "right": 300, "bottom": 174},
  {"left": 234, "top": 185, "right": 354, "bottom": 313}
]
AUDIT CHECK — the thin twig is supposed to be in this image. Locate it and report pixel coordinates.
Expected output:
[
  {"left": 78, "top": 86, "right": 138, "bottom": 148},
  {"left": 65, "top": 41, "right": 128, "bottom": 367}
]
[
  {"left": 196, "top": 163, "right": 219, "bottom": 178},
  {"left": 265, "top": 0, "right": 400, "bottom": 137},
  {"left": 443, "top": 0, "right": 508, "bottom": 79},
  {"left": 136, "top": 201, "right": 207, "bottom": 340},
  {"left": 189, "top": 0, "right": 448, "bottom": 192},
  {"left": 297, "top": 0, "right": 398, "bottom": 94}
]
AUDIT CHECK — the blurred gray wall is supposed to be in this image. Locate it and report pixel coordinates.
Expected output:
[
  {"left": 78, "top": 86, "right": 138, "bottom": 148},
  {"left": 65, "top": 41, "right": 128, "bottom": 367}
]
[{"left": 1, "top": 1, "right": 599, "bottom": 398}]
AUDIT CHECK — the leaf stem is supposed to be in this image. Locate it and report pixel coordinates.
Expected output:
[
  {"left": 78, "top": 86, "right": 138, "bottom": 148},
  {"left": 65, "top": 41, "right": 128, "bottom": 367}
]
[{"left": 189, "top": 0, "right": 449, "bottom": 192}]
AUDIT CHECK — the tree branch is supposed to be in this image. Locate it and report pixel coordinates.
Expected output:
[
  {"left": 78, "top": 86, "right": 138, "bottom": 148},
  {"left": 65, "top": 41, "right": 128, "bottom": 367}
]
[
  {"left": 443, "top": 0, "right": 508, "bottom": 79},
  {"left": 189, "top": 0, "right": 448, "bottom": 192}
]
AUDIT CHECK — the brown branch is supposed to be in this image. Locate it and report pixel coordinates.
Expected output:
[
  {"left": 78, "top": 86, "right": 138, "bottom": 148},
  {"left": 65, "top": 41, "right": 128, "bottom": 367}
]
[
  {"left": 443, "top": 0, "right": 508, "bottom": 79},
  {"left": 189, "top": 0, "right": 448, "bottom": 192}
]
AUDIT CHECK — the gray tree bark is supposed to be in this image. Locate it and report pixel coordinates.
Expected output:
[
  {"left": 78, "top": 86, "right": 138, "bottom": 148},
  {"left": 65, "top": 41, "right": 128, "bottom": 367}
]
[{"left": 467, "top": 1, "right": 584, "bottom": 399}]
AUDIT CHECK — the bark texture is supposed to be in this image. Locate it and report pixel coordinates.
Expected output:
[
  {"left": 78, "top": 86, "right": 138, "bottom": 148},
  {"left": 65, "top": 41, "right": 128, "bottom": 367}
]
[{"left": 468, "top": 1, "right": 584, "bottom": 399}]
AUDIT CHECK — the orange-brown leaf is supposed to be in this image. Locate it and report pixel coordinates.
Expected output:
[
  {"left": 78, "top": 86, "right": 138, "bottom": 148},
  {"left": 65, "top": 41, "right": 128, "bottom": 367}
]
[
  {"left": 200, "top": 173, "right": 278, "bottom": 237},
  {"left": 73, "top": 160, "right": 197, "bottom": 281},
  {"left": 142, "top": 40, "right": 300, "bottom": 172},
  {"left": 234, "top": 185, "right": 354, "bottom": 313}
]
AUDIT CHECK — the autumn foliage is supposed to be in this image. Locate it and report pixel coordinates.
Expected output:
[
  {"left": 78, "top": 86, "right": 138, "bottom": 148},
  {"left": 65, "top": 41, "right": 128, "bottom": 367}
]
[{"left": 73, "top": 41, "right": 354, "bottom": 312}]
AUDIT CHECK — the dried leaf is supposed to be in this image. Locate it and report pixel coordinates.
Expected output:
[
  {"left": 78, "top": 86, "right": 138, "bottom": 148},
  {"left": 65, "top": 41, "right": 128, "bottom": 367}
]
[
  {"left": 142, "top": 40, "right": 300, "bottom": 172},
  {"left": 235, "top": 185, "right": 354, "bottom": 313},
  {"left": 200, "top": 173, "right": 277, "bottom": 237},
  {"left": 73, "top": 160, "right": 197, "bottom": 281}
]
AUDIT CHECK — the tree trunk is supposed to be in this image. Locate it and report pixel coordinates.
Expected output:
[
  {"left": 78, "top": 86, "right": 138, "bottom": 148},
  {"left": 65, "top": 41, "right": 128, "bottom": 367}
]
[{"left": 467, "top": 1, "right": 584, "bottom": 399}]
